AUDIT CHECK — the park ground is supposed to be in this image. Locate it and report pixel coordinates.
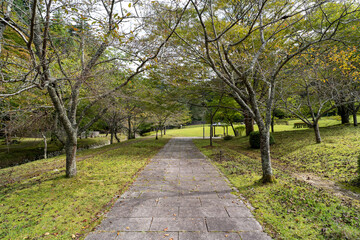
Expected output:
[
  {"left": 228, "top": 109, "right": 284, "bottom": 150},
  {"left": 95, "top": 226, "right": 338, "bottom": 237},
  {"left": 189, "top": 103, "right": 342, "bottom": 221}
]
[{"left": 1, "top": 117, "right": 360, "bottom": 239}]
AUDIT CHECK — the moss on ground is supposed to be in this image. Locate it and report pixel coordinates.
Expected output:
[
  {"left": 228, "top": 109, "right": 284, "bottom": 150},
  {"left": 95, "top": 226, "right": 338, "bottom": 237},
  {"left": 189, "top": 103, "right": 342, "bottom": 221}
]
[{"left": 0, "top": 138, "right": 168, "bottom": 240}]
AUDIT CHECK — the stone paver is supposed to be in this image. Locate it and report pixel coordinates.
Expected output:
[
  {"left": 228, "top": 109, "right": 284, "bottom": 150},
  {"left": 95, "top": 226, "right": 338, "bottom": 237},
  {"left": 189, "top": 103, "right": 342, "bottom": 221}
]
[{"left": 85, "top": 138, "right": 271, "bottom": 240}]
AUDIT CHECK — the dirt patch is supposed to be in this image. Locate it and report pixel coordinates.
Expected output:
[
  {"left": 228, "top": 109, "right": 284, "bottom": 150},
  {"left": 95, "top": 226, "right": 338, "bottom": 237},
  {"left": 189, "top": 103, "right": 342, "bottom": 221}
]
[
  {"left": 293, "top": 172, "right": 360, "bottom": 202},
  {"left": 202, "top": 145, "right": 217, "bottom": 149}
]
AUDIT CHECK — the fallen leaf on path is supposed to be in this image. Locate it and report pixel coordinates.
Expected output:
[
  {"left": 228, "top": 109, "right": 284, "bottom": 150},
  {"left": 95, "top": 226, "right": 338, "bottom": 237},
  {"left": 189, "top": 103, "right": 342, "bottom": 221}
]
[{"left": 163, "top": 227, "right": 168, "bottom": 231}]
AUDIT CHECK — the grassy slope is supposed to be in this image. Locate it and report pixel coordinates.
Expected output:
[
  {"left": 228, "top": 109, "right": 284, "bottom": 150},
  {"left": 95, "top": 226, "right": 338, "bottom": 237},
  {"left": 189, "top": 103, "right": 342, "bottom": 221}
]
[
  {"left": 193, "top": 124, "right": 360, "bottom": 239},
  {"left": 0, "top": 138, "right": 168, "bottom": 240},
  {"left": 0, "top": 136, "right": 114, "bottom": 169}
]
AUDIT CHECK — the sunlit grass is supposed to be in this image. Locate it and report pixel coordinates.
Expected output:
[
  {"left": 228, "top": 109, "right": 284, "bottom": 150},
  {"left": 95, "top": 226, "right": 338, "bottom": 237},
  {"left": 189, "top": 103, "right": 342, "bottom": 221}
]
[{"left": 160, "top": 116, "right": 342, "bottom": 138}]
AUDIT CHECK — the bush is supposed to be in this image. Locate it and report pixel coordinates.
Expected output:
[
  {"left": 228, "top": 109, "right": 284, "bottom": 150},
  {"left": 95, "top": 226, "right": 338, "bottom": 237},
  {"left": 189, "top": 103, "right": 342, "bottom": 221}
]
[
  {"left": 235, "top": 125, "right": 245, "bottom": 136},
  {"left": 138, "top": 123, "right": 153, "bottom": 136},
  {"left": 223, "top": 135, "right": 233, "bottom": 140},
  {"left": 249, "top": 131, "right": 275, "bottom": 149}
]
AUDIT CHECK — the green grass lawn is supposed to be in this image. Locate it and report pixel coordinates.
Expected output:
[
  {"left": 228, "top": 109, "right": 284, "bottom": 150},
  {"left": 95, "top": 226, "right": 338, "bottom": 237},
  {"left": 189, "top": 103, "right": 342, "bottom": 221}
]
[
  {"left": 193, "top": 123, "right": 360, "bottom": 239},
  {"left": 162, "top": 117, "right": 342, "bottom": 138},
  {"left": 0, "top": 138, "right": 168, "bottom": 240},
  {"left": 0, "top": 135, "right": 123, "bottom": 169}
]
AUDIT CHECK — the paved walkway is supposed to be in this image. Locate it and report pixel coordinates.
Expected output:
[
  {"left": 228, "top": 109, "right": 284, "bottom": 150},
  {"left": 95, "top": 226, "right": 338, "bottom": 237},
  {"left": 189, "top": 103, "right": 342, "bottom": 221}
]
[{"left": 85, "top": 138, "right": 271, "bottom": 240}]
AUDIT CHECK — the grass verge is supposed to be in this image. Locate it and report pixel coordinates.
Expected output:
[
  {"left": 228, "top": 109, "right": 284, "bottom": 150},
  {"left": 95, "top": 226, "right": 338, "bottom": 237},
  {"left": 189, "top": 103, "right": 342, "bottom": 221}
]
[{"left": 0, "top": 138, "right": 168, "bottom": 240}]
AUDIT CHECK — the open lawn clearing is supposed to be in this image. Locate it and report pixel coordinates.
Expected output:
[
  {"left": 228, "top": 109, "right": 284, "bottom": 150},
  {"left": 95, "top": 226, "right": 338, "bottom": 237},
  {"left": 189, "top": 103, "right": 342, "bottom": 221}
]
[
  {"left": 0, "top": 138, "right": 168, "bottom": 240},
  {"left": 161, "top": 117, "right": 342, "bottom": 138},
  {"left": 194, "top": 135, "right": 360, "bottom": 239}
]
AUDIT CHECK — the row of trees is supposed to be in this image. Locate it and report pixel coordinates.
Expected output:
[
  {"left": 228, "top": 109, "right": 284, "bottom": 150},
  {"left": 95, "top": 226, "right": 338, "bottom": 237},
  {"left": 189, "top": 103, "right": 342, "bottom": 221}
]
[{"left": 1, "top": 0, "right": 360, "bottom": 183}]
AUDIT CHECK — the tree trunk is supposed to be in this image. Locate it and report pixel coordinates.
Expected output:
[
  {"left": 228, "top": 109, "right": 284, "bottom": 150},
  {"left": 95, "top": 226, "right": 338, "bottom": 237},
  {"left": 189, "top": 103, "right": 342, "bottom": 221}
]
[
  {"left": 353, "top": 111, "right": 358, "bottom": 127},
  {"left": 210, "top": 125, "right": 213, "bottom": 146},
  {"left": 203, "top": 123, "right": 205, "bottom": 139},
  {"left": 65, "top": 136, "right": 77, "bottom": 178},
  {"left": 110, "top": 127, "right": 114, "bottom": 144},
  {"left": 160, "top": 128, "right": 163, "bottom": 137},
  {"left": 128, "top": 116, "right": 134, "bottom": 139},
  {"left": 244, "top": 110, "right": 254, "bottom": 136},
  {"left": 230, "top": 122, "right": 237, "bottom": 136},
  {"left": 42, "top": 132, "right": 47, "bottom": 159},
  {"left": 114, "top": 128, "right": 120, "bottom": 142},
  {"left": 352, "top": 103, "right": 358, "bottom": 127},
  {"left": 271, "top": 111, "right": 275, "bottom": 133},
  {"left": 0, "top": 0, "right": 13, "bottom": 54},
  {"left": 155, "top": 128, "right": 158, "bottom": 140},
  {"left": 164, "top": 126, "right": 166, "bottom": 135},
  {"left": 338, "top": 105, "right": 350, "bottom": 124},
  {"left": 313, "top": 121, "right": 322, "bottom": 143},
  {"left": 259, "top": 130, "right": 275, "bottom": 183},
  {"left": 210, "top": 115, "right": 214, "bottom": 146}
]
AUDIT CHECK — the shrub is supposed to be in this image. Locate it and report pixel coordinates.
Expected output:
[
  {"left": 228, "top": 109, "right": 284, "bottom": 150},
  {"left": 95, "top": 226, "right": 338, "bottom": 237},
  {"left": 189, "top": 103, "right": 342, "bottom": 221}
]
[
  {"left": 138, "top": 123, "right": 153, "bottom": 136},
  {"left": 235, "top": 125, "right": 246, "bottom": 136},
  {"left": 249, "top": 131, "right": 275, "bottom": 149},
  {"left": 223, "top": 135, "right": 233, "bottom": 140}
]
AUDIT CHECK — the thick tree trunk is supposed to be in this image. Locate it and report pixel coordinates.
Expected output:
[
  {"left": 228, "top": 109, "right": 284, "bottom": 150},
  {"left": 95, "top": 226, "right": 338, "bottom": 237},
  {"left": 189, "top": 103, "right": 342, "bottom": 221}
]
[
  {"left": 155, "top": 128, "right": 158, "bottom": 140},
  {"left": 313, "top": 122, "right": 322, "bottom": 143},
  {"left": 244, "top": 110, "right": 254, "bottom": 136},
  {"left": 65, "top": 136, "right": 77, "bottom": 178},
  {"left": 259, "top": 130, "right": 275, "bottom": 183},
  {"left": 164, "top": 126, "right": 166, "bottom": 135},
  {"left": 160, "top": 128, "right": 163, "bottom": 137},
  {"left": 338, "top": 105, "right": 350, "bottom": 124}
]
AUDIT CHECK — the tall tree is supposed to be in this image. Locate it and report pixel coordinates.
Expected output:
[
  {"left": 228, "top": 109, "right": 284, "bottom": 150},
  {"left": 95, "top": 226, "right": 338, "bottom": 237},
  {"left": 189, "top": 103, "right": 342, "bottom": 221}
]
[
  {"left": 174, "top": 0, "right": 358, "bottom": 182},
  {"left": 0, "top": 0, "right": 190, "bottom": 177}
]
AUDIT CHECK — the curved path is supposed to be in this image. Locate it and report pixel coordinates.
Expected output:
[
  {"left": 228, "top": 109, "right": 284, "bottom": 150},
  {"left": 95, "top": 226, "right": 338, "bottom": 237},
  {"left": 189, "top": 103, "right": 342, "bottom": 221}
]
[{"left": 85, "top": 138, "right": 271, "bottom": 240}]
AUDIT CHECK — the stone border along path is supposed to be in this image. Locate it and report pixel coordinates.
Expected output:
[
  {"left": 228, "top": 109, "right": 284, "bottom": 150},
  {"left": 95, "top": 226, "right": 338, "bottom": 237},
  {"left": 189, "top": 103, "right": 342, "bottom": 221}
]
[{"left": 85, "top": 138, "right": 271, "bottom": 240}]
